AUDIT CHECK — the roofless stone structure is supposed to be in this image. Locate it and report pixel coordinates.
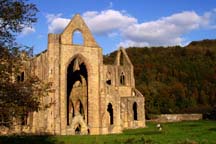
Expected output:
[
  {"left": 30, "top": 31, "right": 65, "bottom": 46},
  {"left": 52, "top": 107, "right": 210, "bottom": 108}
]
[{"left": 17, "top": 14, "right": 146, "bottom": 135}]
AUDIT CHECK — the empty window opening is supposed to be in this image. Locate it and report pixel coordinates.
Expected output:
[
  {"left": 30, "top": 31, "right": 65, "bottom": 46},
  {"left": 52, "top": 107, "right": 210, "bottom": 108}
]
[
  {"left": 21, "top": 72, "right": 24, "bottom": 81},
  {"left": 72, "top": 30, "right": 84, "bottom": 45},
  {"left": 120, "top": 52, "right": 124, "bottom": 65},
  {"left": 17, "top": 75, "right": 21, "bottom": 82},
  {"left": 107, "top": 103, "right": 113, "bottom": 125},
  {"left": 106, "top": 72, "right": 112, "bottom": 85},
  {"left": 133, "top": 102, "right": 138, "bottom": 120},
  {"left": 120, "top": 72, "right": 125, "bottom": 85},
  {"left": 17, "top": 72, "right": 24, "bottom": 82},
  {"left": 106, "top": 79, "right": 111, "bottom": 85},
  {"left": 67, "top": 57, "right": 88, "bottom": 125},
  {"left": 75, "top": 124, "right": 81, "bottom": 134}
]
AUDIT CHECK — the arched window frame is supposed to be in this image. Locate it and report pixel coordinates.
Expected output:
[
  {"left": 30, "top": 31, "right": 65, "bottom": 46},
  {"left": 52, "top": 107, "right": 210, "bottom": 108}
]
[
  {"left": 120, "top": 72, "right": 125, "bottom": 85},
  {"left": 107, "top": 103, "right": 114, "bottom": 125},
  {"left": 66, "top": 56, "right": 88, "bottom": 126},
  {"left": 72, "top": 30, "right": 84, "bottom": 45},
  {"left": 106, "top": 71, "right": 112, "bottom": 85},
  {"left": 133, "top": 102, "right": 138, "bottom": 121}
]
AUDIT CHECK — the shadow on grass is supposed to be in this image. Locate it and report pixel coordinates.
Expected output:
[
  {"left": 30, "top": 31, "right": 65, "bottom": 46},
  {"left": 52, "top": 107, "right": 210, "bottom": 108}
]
[
  {"left": 142, "top": 131, "right": 162, "bottom": 135},
  {"left": 208, "top": 128, "right": 216, "bottom": 132},
  {"left": 180, "top": 122, "right": 200, "bottom": 128},
  {"left": 124, "top": 130, "right": 162, "bottom": 136},
  {"left": 187, "top": 124, "right": 199, "bottom": 127},
  {"left": 114, "top": 136, "right": 154, "bottom": 144},
  {"left": 0, "top": 135, "right": 62, "bottom": 144}
]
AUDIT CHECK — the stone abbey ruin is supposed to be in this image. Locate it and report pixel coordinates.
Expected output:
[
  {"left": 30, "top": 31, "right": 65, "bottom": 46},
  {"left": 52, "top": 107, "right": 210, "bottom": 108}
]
[{"left": 16, "top": 14, "right": 146, "bottom": 135}]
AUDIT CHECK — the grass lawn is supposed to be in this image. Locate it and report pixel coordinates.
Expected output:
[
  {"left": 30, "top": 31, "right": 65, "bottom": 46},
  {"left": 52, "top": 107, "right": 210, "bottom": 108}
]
[{"left": 0, "top": 120, "right": 215, "bottom": 144}]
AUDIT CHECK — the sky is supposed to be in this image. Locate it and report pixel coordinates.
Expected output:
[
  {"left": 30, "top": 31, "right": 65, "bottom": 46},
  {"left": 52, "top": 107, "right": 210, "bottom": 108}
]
[{"left": 17, "top": 0, "right": 216, "bottom": 54}]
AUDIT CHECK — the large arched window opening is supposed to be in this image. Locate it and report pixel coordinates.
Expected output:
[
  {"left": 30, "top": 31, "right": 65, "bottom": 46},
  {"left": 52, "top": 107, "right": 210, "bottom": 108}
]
[
  {"left": 120, "top": 72, "right": 125, "bottom": 85},
  {"left": 67, "top": 56, "right": 88, "bottom": 126},
  {"left": 133, "top": 102, "right": 138, "bottom": 121},
  {"left": 107, "top": 103, "right": 114, "bottom": 125},
  {"left": 72, "top": 30, "right": 84, "bottom": 45}
]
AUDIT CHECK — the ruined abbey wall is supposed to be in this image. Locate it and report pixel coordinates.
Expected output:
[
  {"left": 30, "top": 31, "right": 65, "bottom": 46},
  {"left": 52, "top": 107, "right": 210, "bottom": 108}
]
[{"left": 11, "top": 14, "right": 146, "bottom": 135}]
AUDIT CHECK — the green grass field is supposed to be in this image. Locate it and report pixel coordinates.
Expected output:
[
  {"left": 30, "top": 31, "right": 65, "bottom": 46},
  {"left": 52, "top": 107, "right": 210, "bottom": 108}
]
[{"left": 0, "top": 120, "right": 215, "bottom": 144}]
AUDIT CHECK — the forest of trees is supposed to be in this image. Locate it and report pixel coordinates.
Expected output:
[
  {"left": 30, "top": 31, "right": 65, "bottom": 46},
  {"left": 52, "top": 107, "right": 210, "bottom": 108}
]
[{"left": 104, "top": 39, "right": 216, "bottom": 118}]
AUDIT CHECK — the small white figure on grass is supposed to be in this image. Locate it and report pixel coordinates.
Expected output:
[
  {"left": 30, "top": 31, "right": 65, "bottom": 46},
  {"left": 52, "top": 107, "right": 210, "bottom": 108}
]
[{"left": 156, "top": 123, "right": 162, "bottom": 131}]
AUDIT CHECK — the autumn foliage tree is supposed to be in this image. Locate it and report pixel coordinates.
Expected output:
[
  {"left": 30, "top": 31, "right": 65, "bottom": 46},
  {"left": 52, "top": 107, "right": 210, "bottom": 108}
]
[{"left": 0, "top": 0, "right": 51, "bottom": 127}]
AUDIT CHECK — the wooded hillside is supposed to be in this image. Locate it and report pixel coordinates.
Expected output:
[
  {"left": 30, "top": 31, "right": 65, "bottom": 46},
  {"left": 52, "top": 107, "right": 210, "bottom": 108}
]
[{"left": 104, "top": 39, "right": 216, "bottom": 118}]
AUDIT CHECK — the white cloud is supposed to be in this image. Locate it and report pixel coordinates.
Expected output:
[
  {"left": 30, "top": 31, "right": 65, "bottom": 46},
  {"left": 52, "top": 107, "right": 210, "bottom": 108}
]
[
  {"left": 122, "top": 11, "right": 205, "bottom": 46},
  {"left": 46, "top": 13, "right": 70, "bottom": 33},
  {"left": 45, "top": 9, "right": 215, "bottom": 48},
  {"left": 82, "top": 9, "right": 215, "bottom": 47},
  {"left": 20, "top": 26, "right": 35, "bottom": 36},
  {"left": 118, "top": 40, "right": 150, "bottom": 48},
  {"left": 202, "top": 9, "right": 216, "bottom": 29},
  {"left": 45, "top": 10, "right": 136, "bottom": 35},
  {"left": 83, "top": 9, "right": 137, "bottom": 35}
]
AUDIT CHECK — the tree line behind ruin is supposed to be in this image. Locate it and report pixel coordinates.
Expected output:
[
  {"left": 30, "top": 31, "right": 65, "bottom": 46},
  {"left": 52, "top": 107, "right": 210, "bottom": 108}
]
[{"left": 104, "top": 39, "right": 216, "bottom": 119}]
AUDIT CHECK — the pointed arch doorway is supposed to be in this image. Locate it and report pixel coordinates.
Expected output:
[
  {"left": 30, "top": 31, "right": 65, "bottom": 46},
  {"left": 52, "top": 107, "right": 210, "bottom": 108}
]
[{"left": 67, "top": 55, "right": 88, "bottom": 134}]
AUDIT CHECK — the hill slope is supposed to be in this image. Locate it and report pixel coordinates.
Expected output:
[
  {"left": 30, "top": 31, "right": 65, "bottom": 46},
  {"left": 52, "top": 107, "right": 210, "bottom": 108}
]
[
  {"left": 104, "top": 40, "right": 216, "bottom": 118},
  {"left": 187, "top": 39, "right": 216, "bottom": 52}
]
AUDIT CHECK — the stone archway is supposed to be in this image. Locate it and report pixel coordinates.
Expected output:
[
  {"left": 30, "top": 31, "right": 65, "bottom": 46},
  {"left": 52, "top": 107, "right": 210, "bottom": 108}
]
[
  {"left": 71, "top": 114, "right": 88, "bottom": 135},
  {"left": 67, "top": 56, "right": 88, "bottom": 134},
  {"left": 107, "top": 103, "right": 114, "bottom": 125},
  {"left": 133, "top": 102, "right": 138, "bottom": 121}
]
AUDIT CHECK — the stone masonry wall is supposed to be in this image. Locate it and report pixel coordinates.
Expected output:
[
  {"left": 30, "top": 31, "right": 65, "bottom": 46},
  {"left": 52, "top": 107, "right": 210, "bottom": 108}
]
[
  {"left": 152, "top": 114, "right": 203, "bottom": 123},
  {"left": 5, "top": 14, "right": 146, "bottom": 135}
]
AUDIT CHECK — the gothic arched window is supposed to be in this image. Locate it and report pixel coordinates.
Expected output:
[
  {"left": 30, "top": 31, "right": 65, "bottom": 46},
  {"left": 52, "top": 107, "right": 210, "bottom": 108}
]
[
  {"left": 120, "top": 72, "right": 125, "bottom": 85},
  {"left": 72, "top": 30, "right": 84, "bottom": 45},
  {"left": 133, "top": 102, "right": 138, "bottom": 120},
  {"left": 107, "top": 103, "right": 114, "bottom": 125},
  {"left": 106, "top": 72, "right": 112, "bottom": 85}
]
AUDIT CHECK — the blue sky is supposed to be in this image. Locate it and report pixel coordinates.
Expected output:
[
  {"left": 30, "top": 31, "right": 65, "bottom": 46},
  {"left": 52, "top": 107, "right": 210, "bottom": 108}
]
[{"left": 17, "top": 0, "right": 216, "bottom": 54}]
